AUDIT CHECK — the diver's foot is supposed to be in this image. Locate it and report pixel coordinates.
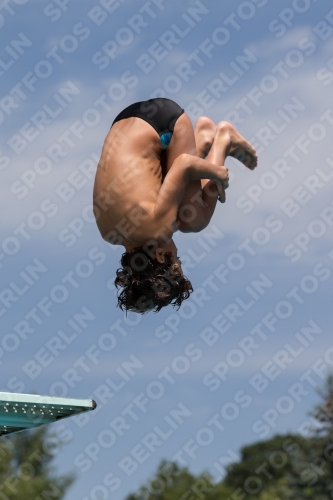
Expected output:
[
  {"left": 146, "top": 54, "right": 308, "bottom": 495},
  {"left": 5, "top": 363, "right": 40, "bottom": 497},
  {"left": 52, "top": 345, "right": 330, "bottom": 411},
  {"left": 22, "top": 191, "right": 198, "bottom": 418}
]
[{"left": 219, "top": 121, "right": 258, "bottom": 170}]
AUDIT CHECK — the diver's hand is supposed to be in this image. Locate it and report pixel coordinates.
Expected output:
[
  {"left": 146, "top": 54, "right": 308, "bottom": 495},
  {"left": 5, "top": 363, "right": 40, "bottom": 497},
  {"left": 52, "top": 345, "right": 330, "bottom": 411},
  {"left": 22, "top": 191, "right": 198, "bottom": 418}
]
[{"left": 216, "top": 166, "right": 229, "bottom": 203}]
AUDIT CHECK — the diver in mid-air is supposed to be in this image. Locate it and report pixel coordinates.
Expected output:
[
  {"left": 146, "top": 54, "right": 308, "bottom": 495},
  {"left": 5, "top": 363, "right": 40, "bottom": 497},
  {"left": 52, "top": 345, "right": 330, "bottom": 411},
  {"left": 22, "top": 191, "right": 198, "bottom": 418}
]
[{"left": 93, "top": 98, "right": 258, "bottom": 314}]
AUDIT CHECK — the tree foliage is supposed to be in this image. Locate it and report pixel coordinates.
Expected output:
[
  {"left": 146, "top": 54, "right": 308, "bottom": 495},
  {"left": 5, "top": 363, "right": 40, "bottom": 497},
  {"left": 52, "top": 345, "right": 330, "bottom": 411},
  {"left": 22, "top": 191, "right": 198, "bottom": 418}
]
[
  {"left": 285, "top": 374, "right": 333, "bottom": 499},
  {"left": 125, "top": 460, "right": 234, "bottom": 500},
  {"left": 126, "top": 374, "right": 333, "bottom": 500},
  {"left": 0, "top": 425, "right": 75, "bottom": 500},
  {"left": 223, "top": 433, "right": 310, "bottom": 499}
]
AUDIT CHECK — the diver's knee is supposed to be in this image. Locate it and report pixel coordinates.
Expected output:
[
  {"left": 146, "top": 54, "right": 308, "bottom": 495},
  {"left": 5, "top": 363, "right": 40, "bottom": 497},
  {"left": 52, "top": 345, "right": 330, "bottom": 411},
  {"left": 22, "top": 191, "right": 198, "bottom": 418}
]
[{"left": 195, "top": 116, "right": 215, "bottom": 132}]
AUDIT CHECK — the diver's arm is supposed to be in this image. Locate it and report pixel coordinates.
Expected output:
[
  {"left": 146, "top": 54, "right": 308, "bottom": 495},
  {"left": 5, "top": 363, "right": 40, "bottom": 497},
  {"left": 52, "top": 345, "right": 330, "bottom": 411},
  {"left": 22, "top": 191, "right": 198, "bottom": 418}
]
[{"left": 153, "top": 154, "right": 228, "bottom": 231}]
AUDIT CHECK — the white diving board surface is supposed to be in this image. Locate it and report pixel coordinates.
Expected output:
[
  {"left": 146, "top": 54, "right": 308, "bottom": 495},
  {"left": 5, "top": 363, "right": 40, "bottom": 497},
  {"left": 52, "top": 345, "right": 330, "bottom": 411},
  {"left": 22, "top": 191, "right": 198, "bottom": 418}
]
[{"left": 0, "top": 392, "right": 97, "bottom": 436}]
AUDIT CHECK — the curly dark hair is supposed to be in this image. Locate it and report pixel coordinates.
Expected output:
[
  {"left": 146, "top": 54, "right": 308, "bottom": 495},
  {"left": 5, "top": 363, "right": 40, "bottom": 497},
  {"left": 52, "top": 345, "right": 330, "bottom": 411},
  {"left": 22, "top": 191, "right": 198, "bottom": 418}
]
[{"left": 115, "top": 247, "right": 193, "bottom": 314}]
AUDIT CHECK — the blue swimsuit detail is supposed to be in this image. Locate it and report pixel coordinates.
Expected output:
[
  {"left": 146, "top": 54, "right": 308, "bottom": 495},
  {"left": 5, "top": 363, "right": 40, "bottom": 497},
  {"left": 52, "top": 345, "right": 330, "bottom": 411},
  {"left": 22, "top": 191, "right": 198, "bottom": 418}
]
[{"left": 160, "top": 132, "right": 173, "bottom": 149}]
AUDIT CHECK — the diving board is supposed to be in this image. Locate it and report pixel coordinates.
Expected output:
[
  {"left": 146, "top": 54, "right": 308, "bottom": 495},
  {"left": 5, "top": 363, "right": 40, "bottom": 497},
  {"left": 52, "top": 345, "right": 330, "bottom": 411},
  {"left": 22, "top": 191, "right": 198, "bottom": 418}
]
[{"left": 0, "top": 392, "right": 97, "bottom": 436}]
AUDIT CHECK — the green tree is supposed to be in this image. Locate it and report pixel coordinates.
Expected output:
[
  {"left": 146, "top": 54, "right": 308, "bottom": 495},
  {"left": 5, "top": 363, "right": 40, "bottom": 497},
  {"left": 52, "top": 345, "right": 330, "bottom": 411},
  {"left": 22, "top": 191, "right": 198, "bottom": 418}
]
[
  {"left": 223, "top": 433, "right": 310, "bottom": 499},
  {"left": 285, "top": 374, "right": 333, "bottom": 499},
  {"left": 126, "top": 460, "right": 233, "bottom": 500},
  {"left": 126, "top": 375, "right": 333, "bottom": 500},
  {"left": 0, "top": 426, "right": 75, "bottom": 500},
  {"left": 258, "top": 479, "right": 288, "bottom": 500}
]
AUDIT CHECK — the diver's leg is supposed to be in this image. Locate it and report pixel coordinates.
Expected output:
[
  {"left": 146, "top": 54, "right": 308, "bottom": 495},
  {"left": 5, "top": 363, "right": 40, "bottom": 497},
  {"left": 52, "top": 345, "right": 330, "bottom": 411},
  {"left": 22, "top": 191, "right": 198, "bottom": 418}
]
[
  {"left": 164, "top": 114, "right": 227, "bottom": 230},
  {"left": 194, "top": 116, "right": 217, "bottom": 158},
  {"left": 165, "top": 116, "right": 258, "bottom": 230},
  {"left": 200, "top": 121, "right": 258, "bottom": 203},
  {"left": 164, "top": 114, "right": 216, "bottom": 224},
  {"left": 205, "top": 121, "right": 258, "bottom": 170}
]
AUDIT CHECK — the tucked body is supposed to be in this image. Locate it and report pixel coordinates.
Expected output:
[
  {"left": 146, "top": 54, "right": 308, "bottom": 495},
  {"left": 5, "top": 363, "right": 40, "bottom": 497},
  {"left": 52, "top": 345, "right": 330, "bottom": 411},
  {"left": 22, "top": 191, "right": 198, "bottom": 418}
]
[{"left": 93, "top": 98, "right": 258, "bottom": 313}]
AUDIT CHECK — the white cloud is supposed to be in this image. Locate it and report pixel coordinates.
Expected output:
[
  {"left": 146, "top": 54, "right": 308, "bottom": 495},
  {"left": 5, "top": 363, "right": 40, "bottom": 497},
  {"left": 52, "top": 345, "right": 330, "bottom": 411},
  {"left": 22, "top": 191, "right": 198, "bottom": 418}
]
[{"left": 248, "top": 25, "right": 317, "bottom": 58}]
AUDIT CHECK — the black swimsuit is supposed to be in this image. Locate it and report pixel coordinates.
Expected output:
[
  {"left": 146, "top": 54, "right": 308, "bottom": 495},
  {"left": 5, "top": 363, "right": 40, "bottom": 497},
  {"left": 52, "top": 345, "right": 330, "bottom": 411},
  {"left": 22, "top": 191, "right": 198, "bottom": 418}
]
[{"left": 111, "top": 98, "right": 184, "bottom": 149}]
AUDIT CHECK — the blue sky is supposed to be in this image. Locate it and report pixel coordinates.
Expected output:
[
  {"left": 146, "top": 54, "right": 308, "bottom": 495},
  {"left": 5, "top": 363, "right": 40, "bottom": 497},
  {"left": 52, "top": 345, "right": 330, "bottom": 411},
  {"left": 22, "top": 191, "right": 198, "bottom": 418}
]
[{"left": 1, "top": 0, "right": 333, "bottom": 498}]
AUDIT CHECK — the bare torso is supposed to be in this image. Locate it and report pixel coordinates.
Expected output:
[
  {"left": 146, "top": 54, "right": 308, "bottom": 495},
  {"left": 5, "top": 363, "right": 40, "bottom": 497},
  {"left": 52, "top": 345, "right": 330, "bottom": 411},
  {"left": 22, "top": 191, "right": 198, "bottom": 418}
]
[
  {"left": 93, "top": 118, "right": 175, "bottom": 247},
  {"left": 93, "top": 114, "right": 257, "bottom": 249}
]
